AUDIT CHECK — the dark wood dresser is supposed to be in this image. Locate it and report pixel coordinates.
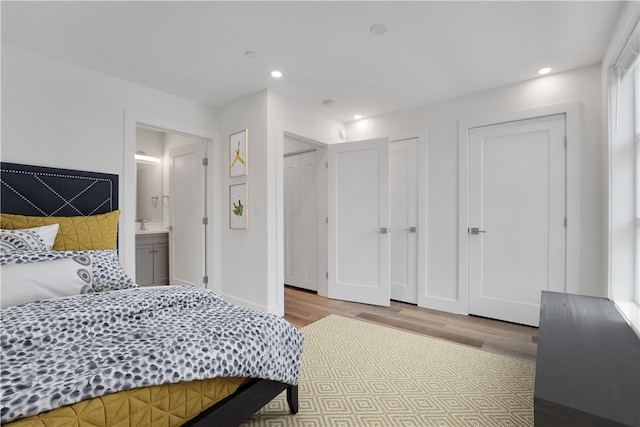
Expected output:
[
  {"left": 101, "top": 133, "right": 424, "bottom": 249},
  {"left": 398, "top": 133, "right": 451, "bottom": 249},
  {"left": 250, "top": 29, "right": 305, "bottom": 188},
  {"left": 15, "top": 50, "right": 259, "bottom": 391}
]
[{"left": 534, "top": 291, "right": 640, "bottom": 426}]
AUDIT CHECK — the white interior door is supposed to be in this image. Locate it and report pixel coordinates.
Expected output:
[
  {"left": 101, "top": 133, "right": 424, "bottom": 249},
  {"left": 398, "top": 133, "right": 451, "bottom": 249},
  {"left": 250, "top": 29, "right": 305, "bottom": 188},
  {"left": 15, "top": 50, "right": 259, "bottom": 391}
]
[
  {"left": 169, "top": 141, "right": 207, "bottom": 287},
  {"left": 390, "top": 138, "right": 419, "bottom": 304},
  {"left": 284, "top": 150, "right": 318, "bottom": 291},
  {"left": 468, "top": 114, "right": 566, "bottom": 326},
  {"left": 328, "top": 138, "right": 390, "bottom": 306}
]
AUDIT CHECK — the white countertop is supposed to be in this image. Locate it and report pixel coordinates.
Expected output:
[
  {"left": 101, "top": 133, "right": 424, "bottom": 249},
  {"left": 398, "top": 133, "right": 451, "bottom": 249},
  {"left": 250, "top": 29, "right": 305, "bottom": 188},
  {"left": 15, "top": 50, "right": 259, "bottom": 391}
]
[{"left": 135, "top": 229, "right": 169, "bottom": 235}]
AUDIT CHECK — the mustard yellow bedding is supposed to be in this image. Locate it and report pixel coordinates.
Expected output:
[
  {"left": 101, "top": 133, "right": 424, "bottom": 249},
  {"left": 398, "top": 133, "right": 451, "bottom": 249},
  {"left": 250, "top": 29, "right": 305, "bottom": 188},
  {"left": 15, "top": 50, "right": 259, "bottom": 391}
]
[{"left": 5, "top": 377, "right": 248, "bottom": 427}]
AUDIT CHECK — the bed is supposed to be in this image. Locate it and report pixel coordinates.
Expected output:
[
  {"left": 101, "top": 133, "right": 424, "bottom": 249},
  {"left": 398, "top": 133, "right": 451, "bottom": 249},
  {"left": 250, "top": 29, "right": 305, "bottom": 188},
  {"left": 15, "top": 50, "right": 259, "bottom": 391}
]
[{"left": 0, "top": 162, "right": 303, "bottom": 426}]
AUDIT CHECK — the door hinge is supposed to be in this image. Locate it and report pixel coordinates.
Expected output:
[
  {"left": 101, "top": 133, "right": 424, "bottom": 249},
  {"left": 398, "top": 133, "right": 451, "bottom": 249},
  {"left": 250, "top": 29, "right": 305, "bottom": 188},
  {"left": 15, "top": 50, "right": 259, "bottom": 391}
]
[
  {"left": 202, "top": 157, "right": 208, "bottom": 166},
  {"left": 564, "top": 217, "right": 567, "bottom": 228},
  {"left": 203, "top": 275, "right": 209, "bottom": 284},
  {"left": 326, "top": 217, "right": 328, "bottom": 224},
  {"left": 564, "top": 136, "right": 567, "bottom": 148},
  {"left": 203, "top": 217, "right": 208, "bottom": 225},
  {"left": 326, "top": 272, "right": 329, "bottom": 279},
  {"left": 326, "top": 161, "right": 328, "bottom": 169}
]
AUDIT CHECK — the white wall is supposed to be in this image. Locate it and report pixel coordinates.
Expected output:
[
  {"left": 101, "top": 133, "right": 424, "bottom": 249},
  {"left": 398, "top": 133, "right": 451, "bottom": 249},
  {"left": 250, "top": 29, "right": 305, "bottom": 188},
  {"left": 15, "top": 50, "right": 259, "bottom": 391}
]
[
  {"left": 217, "top": 90, "right": 344, "bottom": 315},
  {"left": 1, "top": 43, "right": 219, "bottom": 278},
  {"left": 217, "top": 91, "right": 270, "bottom": 311},
  {"left": 284, "top": 134, "right": 316, "bottom": 154},
  {"left": 346, "top": 65, "right": 605, "bottom": 309},
  {"left": 137, "top": 128, "right": 165, "bottom": 159}
]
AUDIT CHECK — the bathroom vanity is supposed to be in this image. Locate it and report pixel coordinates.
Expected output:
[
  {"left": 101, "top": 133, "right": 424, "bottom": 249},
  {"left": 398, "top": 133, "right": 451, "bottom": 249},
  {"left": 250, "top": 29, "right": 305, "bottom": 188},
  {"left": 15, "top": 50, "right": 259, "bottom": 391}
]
[{"left": 135, "top": 230, "right": 169, "bottom": 286}]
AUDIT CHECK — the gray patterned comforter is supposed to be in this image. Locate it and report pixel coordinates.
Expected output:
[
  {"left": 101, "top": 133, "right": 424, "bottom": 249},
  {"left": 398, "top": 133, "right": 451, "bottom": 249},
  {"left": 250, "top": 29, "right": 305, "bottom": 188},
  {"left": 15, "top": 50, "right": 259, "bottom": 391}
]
[{"left": 0, "top": 286, "right": 304, "bottom": 423}]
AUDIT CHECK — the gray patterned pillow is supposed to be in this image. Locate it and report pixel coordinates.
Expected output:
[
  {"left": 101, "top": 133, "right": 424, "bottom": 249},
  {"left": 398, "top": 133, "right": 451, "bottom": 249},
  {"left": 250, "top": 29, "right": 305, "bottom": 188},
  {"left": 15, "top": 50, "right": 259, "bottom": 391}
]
[
  {"left": 0, "top": 249, "right": 137, "bottom": 292},
  {"left": 79, "top": 250, "right": 137, "bottom": 292},
  {"left": 0, "top": 224, "right": 59, "bottom": 251}
]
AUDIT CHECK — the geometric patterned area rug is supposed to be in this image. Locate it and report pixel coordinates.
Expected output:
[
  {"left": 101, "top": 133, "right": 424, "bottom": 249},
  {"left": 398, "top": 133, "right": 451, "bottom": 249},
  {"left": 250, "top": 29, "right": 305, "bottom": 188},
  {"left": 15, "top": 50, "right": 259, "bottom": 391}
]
[{"left": 242, "top": 314, "right": 536, "bottom": 427}]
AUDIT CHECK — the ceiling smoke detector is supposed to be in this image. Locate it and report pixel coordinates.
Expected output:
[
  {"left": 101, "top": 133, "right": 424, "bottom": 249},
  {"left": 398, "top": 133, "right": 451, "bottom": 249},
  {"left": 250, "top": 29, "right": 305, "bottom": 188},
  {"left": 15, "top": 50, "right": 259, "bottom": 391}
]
[{"left": 369, "top": 23, "right": 388, "bottom": 36}]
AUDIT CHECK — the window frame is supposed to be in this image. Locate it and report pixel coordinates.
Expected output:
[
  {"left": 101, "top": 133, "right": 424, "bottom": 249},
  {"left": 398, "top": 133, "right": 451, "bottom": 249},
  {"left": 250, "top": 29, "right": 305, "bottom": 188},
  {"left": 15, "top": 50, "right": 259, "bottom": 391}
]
[
  {"left": 607, "top": 14, "right": 640, "bottom": 334},
  {"left": 635, "top": 65, "right": 640, "bottom": 305}
]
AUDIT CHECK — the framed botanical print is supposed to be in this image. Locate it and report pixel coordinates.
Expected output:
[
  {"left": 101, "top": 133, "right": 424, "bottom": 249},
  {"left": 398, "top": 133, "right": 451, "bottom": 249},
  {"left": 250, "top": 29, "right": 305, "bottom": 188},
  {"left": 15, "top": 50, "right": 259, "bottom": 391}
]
[
  {"left": 229, "top": 183, "right": 248, "bottom": 230},
  {"left": 229, "top": 129, "right": 248, "bottom": 178}
]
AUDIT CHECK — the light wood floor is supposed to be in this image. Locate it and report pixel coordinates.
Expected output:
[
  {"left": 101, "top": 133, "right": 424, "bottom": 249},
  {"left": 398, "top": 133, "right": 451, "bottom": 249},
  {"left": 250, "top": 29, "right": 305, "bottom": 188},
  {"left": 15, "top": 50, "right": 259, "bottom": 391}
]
[{"left": 284, "top": 286, "right": 539, "bottom": 362}]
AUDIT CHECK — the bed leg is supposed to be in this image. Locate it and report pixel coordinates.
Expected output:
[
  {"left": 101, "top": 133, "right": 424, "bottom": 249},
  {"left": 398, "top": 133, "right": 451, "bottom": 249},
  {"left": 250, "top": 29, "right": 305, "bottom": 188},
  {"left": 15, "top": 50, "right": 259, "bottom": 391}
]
[{"left": 287, "top": 385, "right": 299, "bottom": 414}]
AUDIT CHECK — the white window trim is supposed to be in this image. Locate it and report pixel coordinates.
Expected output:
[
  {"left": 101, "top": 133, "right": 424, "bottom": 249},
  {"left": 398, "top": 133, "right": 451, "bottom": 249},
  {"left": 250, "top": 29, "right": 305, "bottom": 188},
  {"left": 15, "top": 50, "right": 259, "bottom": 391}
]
[
  {"left": 634, "top": 65, "right": 640, "bottom": 307},
  {"left": 607, "top": 43, "right": 640, "bottom": 335}
]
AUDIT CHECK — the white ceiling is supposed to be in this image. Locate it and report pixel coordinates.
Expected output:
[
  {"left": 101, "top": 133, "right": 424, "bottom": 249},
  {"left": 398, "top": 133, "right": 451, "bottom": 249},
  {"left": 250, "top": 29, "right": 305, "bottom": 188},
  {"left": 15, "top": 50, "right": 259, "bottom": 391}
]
[{"left": 1, "top": 1, "right": 626, "bottom": 123}]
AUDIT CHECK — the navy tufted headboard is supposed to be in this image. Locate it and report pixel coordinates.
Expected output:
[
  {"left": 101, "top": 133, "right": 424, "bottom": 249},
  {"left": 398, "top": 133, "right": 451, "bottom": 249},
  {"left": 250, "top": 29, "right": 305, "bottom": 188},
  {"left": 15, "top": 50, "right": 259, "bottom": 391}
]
[{"left": 0, "top": 162, "right": 118, "bottom": 216}]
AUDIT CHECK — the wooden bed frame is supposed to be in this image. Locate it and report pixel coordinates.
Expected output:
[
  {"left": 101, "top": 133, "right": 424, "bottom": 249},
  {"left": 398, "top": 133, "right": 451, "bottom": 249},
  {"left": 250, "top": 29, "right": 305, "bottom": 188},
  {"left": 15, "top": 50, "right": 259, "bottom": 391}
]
[
  {"left": 0, "top": 162, "right": 299, "bottom": 425},
  {"left": 185, "top": 380, "right": 298, "bottom": 426}
]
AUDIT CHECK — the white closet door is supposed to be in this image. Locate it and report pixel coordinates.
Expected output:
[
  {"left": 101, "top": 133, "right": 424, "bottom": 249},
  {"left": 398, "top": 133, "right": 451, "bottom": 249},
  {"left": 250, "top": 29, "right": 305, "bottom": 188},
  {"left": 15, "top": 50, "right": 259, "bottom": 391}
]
[
  {"left": 284, "top": 150, "right": 318, "bottom": 291},
  {"left": 390, "top": 138, "right": 419, "bottom": 304},
  {"left": 328, "top": 138, "right": 390, "bottom": 306}
]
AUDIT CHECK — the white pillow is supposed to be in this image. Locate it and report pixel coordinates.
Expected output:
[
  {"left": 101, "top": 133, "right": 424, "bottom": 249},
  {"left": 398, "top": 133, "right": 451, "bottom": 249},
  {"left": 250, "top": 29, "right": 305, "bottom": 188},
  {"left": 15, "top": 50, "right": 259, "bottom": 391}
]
[
  {"left": 0, "top": 224, "right": 59, "bottom": 251},
  {"left": 0, "top": 249, "right": 137, "bottom": 292},
  {"left": 0, "top": 255, "right": 93, "bottom": 308}
]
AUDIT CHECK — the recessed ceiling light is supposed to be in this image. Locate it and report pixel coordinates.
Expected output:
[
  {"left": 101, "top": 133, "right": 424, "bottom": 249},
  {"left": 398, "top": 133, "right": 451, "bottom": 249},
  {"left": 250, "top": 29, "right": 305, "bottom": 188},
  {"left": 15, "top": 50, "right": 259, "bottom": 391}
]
[
  {"left": 244, "top": 51, "right": 257, "bottom": 59},
  {"left": 538, "top": 67, "right": 552, "bottom": 75},
  {"left": 353, "top": 114, "right": 362, "bottom": 120},
  {"left": 370, "top": 23, "right": 388, "bottom": 36},
  {"left": 271, "top": 70, "right": 283, "bottom": 78}
]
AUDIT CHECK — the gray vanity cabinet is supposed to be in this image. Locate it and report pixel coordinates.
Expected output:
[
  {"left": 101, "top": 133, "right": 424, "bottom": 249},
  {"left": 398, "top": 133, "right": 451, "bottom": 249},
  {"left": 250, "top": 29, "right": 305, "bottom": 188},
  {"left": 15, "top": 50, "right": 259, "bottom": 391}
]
[{"left": 135, "top": 232, "right": 169, "bottom": 286}]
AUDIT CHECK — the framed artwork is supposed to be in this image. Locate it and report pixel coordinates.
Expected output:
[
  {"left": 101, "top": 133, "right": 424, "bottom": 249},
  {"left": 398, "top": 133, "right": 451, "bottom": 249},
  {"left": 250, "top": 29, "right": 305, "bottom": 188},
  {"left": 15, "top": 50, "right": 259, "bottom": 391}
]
[
  {"left": 229, "top": 129, "right": 248, "bottom": 177},
  {"left": 229, "top": 183, "right": 248, "bottom": 230}
]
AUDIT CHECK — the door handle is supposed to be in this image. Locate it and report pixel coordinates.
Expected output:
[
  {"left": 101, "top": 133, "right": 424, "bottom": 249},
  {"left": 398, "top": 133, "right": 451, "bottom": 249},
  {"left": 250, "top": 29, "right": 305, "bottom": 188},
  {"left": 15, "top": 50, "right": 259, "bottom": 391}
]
[
  {"left": 377, "top": 227, "right": 389, "bottom": 234},
  {"left": 468, "top": 227, "right": 487, "bottom": 235},
  {"left": 402, "top": 226, "right": 417, "bottom": 233}
]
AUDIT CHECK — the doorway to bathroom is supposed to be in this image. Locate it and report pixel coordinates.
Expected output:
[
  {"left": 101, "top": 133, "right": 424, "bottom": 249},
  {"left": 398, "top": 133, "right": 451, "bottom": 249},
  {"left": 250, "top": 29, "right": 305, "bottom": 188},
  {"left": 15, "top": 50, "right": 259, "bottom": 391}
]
[{"left": 135, "top": 126, "right": 209, "bottom": 286}]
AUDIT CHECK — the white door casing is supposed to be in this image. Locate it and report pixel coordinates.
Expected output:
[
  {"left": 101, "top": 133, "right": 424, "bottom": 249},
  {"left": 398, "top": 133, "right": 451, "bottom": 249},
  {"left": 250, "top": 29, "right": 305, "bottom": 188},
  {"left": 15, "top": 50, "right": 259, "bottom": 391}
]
[
  {"left": 284, "top": 150, "right": 318, "bottom": 291},
  {"left": 169, "top": 141, "right": 207, "bottom": 287},
  {"left": 467, "top": 114, "right": 566, "bottom": 326},
  {"left": 123, "top": 114, "right": 217, "bottom": 287},
  {"left": 328, "top": 138, "right": 390, "bottom": 306},
  {"left": 390, "top": 138, "right": 419, "bottom": 304}
]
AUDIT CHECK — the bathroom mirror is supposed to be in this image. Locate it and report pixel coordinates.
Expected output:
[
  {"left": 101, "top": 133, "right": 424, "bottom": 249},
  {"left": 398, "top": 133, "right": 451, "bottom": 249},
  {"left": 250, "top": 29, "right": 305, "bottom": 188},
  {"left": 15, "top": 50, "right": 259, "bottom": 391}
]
[{"left": 136, "top": 162, "right": 163, "bottom": 223}]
